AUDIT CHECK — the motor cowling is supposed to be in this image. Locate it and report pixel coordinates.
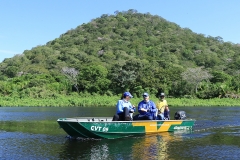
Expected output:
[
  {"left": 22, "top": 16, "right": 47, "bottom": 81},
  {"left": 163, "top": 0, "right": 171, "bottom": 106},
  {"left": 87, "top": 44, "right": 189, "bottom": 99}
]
[{"left": 174, "top": 111, "right": 186, "bottom": 120}]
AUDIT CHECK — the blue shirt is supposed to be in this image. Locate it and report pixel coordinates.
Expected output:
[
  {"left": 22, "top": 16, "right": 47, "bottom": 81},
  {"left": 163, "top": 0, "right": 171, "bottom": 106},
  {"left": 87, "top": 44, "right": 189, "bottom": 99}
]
[
  {"left": 138, "top": 100, "right": 157, "bottom": 115},
  {"left": 116, "top": 99, "right": 135, "bottom": 114}
]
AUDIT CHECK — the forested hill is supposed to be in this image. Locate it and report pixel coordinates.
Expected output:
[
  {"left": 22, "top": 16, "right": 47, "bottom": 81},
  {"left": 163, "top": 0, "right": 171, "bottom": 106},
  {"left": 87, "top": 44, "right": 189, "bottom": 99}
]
[{"left": 1, "top": 10, "right": 240, "bottom": 99}]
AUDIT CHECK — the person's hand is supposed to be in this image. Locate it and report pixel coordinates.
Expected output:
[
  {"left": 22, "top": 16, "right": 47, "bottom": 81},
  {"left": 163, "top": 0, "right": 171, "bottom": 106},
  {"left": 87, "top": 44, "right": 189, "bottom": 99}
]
[
  {"left": 165, "top": 106, "right": 169, "bottom": 111},
  {"left": 142, "top": 108, "right": 147, "bottom": 112}
]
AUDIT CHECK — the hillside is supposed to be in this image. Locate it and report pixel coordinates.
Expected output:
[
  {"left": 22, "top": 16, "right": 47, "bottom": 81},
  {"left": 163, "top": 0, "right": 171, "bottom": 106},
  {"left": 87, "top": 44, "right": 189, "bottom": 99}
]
[{"left": 1, "top": 10, "right": 240, "bottom": 99}]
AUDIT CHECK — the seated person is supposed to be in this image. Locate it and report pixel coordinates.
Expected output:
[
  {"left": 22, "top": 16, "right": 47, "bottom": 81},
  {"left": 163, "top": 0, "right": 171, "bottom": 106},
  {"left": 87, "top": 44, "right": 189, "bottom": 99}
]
[
  {"left": 137, "top": 92, "right": 157, "bottom": 120},
  {"left": 156, "top": 93, "right": 170, "bottom": 120},
  {"left": 112, "top": 91, "right": 135, "bottom": 121}
]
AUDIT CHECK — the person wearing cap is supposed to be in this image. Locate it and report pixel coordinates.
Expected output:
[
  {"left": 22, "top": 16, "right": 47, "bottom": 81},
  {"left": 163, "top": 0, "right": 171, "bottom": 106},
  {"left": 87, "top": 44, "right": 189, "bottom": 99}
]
[
  {"left": 137, "top": 92, "right": 157, "bottom": 120},
  {"left": 156, "top": 93, "right": 170, "bottom": 120},
  {"left": 113, "top": 91, "right": 136, "bottom": 121}
]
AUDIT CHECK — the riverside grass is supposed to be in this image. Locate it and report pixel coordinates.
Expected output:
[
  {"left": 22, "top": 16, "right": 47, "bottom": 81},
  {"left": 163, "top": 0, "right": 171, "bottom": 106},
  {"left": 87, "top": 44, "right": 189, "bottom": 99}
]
[{"left": 1, "top": 95, "right": 240, "bottom": 107}]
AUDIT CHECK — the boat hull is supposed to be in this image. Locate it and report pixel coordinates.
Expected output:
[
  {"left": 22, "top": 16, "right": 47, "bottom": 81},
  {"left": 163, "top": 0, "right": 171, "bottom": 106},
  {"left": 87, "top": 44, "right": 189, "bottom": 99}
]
[{"left": 57, "top": 117, "right": 195, "bottom": 139}]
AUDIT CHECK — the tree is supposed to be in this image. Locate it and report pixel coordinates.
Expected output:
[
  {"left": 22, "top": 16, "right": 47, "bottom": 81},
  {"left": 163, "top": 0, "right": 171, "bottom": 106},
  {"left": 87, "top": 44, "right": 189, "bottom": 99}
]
[
  {"left": 5, "top": 66, "right": 18, "bottom": 78},
  {"left": 77, "top": 65, "right": 110, "bottom": 94},
  {"left": 181, "top": 67, "right": 213, "bottom": 94},
  {"left": 62, "top": 67, "right": 79, "bottom": 92},
  {"left": 110, "top": 64, "right": 136, "bottom": 92},
  {"left": 1, "top": 11, "right": 240, "bottom": 98}
]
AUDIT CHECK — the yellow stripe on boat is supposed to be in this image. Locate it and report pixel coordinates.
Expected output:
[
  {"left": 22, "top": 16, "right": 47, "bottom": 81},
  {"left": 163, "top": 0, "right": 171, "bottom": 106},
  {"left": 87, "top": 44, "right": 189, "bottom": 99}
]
[
  {"left": 132, "top": 122, "right": 158, "bottom": 132},
  {"left": 158, "top": 121, "right": 182, "bottom": 131},
  {"left": 132, "top": 121, "right": 183, "bottom": 133}
]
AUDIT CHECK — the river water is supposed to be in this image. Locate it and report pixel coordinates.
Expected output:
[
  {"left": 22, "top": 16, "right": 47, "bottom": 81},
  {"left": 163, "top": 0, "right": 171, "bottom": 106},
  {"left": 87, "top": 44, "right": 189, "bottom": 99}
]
[{"left": 1, "top": 106, "right": 240, "bottom": 160}]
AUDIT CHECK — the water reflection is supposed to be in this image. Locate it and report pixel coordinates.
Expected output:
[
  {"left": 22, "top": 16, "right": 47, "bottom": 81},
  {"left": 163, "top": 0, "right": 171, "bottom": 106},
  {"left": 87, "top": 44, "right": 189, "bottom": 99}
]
[
  {"left": 57, "top": 132, "right": 187, "bottom": 160},
  {"left": 57, "top": 127, "right": 240, "bottom": 160},
  {"left": 0, "top": 120, "right": 66, "bottom": 135},
  {"left": 131, "top": 132, "right": 185, "bottom": 160}
]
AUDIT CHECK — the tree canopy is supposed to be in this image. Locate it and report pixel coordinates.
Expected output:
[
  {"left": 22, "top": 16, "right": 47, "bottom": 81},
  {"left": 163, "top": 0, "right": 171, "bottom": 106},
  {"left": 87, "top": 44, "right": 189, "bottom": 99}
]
[{"left": 1, "top": 10, "right": 240, "bottom": 99}]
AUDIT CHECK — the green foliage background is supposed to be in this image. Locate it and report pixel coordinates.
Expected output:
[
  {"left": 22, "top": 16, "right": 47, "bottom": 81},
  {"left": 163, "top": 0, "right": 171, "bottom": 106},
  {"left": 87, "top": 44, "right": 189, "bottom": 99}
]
[{"left": 1, "top": 10, "right": 240, "bottom": 106}]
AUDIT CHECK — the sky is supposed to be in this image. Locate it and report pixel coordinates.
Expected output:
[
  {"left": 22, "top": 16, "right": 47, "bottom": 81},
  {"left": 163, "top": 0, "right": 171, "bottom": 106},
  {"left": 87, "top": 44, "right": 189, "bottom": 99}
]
[{"left": 1, "top": 0, "right": 240, "bottom": 62}]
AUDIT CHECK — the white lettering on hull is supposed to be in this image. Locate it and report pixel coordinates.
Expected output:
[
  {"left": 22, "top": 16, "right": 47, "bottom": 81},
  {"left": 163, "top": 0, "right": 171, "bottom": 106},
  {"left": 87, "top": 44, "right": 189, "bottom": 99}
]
[
  {"left": 90, "top": 126, "right": 109, "bottom": 132},
  {"left": 173, "top": 126, "right": 192, "bottom": 130}
]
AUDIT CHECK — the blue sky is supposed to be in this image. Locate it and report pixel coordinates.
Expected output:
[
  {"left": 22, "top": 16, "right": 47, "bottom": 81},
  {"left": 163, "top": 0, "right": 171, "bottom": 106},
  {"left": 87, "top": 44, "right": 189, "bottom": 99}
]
[{"left": 1, "top": 0, "right": 240, "bottom": 62}]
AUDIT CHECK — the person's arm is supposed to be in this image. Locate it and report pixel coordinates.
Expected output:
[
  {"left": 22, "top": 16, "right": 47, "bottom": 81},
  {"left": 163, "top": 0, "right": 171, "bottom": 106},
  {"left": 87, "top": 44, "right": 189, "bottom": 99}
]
[
  {"left": 140, "top": 106, "right": 148, "bottom": 112},
  {"left": 132, "top": 104, "right": 136, "bottom": 112},
  {"left": 163, "top": 100, "right": 168, "bottom": 106},
  {"left": 138, "top": 102, "right": 142, "bottom": 112},
  {"left": 138, "top": 101, "right": 148, "bottom": 113},
  {"left": 116, "top": 100, "right": 123, "bottom": 113},
  {"left": 155, "top": 101, "right": 160, "bottom": 114},
  {"left": 142, "top": 108, "right": 148, "bottom": 112},
  {"left": 165, "top": 105, "right": 169, "bottom": 112},
  {"left": 129, "top": 103, "right": 136, "bottom": 112},
  {"left": 150, "top": 101, "right": 157, "bottom": 113},
  {"left": 164, "top": 100, "right": 169, "bottom": 111},
  {"left": 156, "top": 101, "right": 160, "bottom": 109}
]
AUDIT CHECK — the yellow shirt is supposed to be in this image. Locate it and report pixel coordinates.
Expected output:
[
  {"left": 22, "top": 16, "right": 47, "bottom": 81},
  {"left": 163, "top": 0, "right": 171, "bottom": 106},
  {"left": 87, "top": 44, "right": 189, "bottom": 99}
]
[{"left": 156, "top": 99, "right": 168, "bottom": 114}]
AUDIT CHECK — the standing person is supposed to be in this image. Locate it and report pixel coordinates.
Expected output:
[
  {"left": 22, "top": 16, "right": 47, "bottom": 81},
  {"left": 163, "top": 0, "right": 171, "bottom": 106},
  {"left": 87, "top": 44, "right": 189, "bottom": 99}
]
[
  {"left": 156, "top": 93, "right": 170, "bottom": 120},
  {"left": 112, "top": 91, "right": 135, "bottom": 121},
  {"left": 137, "top": 92, "right": 157, "bottom": 120}
]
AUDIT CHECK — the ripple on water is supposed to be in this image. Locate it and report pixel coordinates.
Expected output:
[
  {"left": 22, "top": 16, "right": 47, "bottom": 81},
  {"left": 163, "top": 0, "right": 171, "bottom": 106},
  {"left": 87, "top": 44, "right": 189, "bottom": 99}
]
[
  {"left": 189, "top": 145, "right": 240, "bottom": 159},
  {"left": 0, "top": 131, "right": 66, "bottom": 160}
]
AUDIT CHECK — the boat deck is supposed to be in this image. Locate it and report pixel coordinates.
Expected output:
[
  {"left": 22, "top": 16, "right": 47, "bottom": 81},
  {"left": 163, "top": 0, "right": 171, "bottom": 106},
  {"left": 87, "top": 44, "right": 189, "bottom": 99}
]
[
  {"left": 57, "top": 117, "right": 113, "bottom": 122},
  {"left": 57, "top": 117, "right": 194, "bottom": 122}
]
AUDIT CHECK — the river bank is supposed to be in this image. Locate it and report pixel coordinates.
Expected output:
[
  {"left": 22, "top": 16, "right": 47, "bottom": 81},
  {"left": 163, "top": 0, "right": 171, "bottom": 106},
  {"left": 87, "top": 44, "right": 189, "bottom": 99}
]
[{"left": 1, "top": 95, "right": 240, "bottom": 107}]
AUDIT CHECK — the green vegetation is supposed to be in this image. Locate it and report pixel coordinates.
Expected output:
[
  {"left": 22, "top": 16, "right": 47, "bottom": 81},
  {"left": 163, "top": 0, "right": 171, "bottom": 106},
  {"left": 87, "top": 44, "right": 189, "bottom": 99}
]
[
  {"left": 1, "top": 95, "right": 240, "bottom": 107},
  {"left": 1, "top": 9, "right": 240, "bottom": 107}
]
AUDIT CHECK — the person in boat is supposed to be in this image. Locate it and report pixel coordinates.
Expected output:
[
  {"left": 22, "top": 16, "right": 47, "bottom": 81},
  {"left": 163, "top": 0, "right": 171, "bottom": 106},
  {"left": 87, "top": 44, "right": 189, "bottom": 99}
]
[
  {"left": 156, "top": 93, "right": 170, "bottom": 120},
  {"left": 112, "top": 91, "right": 136, "bottom": 121},
  {"left": 137, "top": 92, "right": 157, "bottom": 120}
]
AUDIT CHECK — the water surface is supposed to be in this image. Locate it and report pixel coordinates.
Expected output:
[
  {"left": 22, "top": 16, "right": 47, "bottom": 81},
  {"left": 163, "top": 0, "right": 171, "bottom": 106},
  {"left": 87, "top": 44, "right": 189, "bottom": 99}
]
[{"left": 1, "top": 106, "right": 240, "bottom": 159}]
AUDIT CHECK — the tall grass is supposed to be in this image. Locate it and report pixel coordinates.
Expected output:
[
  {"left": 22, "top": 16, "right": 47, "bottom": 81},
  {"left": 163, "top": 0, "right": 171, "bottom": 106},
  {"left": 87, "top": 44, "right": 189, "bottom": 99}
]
[{"left": 0, "top": 96, "right": 240, "bottom": 107}]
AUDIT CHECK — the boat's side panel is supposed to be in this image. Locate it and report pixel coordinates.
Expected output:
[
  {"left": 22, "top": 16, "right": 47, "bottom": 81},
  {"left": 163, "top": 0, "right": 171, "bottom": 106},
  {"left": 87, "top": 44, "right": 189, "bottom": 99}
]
[
  {"left": 132, "top": 121, "right": 194, "bottom": 132},
  {"left": 80, "top": 122, "right": 145, "bottom": 139},
  {"left": 58, "top": 119, "right": 195, "bottom": 139},
  {"left": 79, "top": 120, "right": 195, "bottom": 138},
  {"left": 168, "top": 121, "right": 194, "bottom": 131},
  {"left": 132, "top": 121, "right": 182, "bottom": 132},
  {"left": 58, "top": 121, "right": 105, "bottom": 138}
]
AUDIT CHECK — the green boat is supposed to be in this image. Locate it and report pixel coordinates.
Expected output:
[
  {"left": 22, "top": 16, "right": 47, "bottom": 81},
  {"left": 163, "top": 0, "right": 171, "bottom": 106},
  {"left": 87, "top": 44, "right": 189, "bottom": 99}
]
[{"left": 57, "top": 117, "right": 195, "bottom": 139}]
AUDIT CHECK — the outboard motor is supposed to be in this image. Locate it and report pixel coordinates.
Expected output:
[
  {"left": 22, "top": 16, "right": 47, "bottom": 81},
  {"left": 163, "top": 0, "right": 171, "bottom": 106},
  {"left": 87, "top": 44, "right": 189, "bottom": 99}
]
[{"left": 174, "top": 111, "right": 186, "bottom": 120}]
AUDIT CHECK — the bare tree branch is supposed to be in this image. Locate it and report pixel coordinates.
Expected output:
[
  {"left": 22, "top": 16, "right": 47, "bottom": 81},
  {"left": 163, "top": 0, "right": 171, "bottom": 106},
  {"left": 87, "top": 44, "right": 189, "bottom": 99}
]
[
  {"left": 62, "top": 67, "right": 79, "bottom": 91},
  {"left": 181, "top": 67, "right": 213, "bottom": 94}
]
